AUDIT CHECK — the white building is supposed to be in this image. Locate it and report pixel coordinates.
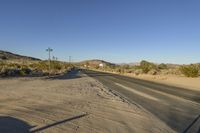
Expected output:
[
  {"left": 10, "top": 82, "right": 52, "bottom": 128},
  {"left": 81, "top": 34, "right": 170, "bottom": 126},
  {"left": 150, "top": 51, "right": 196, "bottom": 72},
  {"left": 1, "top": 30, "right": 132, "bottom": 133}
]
[{"left": 99, "top": 63, "right": 104, "bottom": 68}]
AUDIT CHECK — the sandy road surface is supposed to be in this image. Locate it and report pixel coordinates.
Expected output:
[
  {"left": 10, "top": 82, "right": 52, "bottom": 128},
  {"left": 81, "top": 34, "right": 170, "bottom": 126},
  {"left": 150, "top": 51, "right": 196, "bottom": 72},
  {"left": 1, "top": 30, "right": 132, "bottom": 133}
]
[{"left": 0, "top": 70, "right": 175, "bottom": 133}]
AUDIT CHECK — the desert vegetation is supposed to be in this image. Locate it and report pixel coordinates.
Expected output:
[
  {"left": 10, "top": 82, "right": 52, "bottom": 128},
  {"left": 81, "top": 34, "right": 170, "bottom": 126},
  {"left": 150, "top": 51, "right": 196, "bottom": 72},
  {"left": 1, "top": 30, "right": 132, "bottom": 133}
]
[
  {"left": 1, "top": 49, "right": 199, "bottom": 78},
  {"left": 0, "top": 60, "right": 73, "bottom": 77},
  {"left": 84, "top": 60, "right": 200, "bottom": 78},
  {"left": 0, "top": 50, "right": 75, "bottom": 77},
  {"left": 179, "top": 64, "right": 200, "bottom": 77}
]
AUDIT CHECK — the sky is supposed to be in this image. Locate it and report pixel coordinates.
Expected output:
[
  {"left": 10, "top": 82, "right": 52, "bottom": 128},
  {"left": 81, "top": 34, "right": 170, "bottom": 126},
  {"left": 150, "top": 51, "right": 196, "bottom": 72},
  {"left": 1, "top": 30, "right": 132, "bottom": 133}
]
[{"left": 0, "top": 0, "right": 200, "bottom": 64}]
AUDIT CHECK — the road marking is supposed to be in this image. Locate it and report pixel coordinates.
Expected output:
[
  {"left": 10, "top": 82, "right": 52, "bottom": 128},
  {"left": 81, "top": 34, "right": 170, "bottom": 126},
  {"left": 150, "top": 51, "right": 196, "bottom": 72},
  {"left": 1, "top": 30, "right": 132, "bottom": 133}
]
[{"left": 114, "top": 82, "right": 160, "bottom": 101}]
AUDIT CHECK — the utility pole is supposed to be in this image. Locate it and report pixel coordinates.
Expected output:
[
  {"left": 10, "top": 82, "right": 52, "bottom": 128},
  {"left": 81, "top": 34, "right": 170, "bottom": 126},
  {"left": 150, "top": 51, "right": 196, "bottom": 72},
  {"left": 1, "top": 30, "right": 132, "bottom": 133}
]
[
  {"left": 46, "top": 47, "right": 53, "bottom": 77},
  {"left": 52, "top": 56, "right": 55, "bottom": 61},
  {"left": 69, "top": 56, "right": 72, "bottom": 65}
]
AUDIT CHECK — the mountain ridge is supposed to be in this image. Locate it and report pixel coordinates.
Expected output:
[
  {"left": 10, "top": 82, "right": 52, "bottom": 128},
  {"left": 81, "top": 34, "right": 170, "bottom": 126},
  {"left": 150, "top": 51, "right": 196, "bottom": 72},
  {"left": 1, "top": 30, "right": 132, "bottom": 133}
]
[{"left": 0, "top": 50, "right": 41, "bottom": 61}]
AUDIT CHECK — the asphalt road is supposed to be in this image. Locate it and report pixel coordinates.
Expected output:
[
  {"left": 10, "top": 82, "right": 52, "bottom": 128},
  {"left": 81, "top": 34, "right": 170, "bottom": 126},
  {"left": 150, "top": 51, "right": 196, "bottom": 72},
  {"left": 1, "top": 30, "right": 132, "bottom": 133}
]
[{"left": 83, "top": 69, "right": 200, "bottom": 133}]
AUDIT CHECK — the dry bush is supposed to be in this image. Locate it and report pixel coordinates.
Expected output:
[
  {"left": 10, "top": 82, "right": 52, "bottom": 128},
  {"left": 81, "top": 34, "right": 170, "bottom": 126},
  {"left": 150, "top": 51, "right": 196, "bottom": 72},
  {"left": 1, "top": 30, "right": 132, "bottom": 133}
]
[
  {"left": 158, "top": 63, "right": 168, "bottom": 69},
  {"left": 140, "top": 60, "right": 157, "bottom": 73},
  {"left": 179, "top": 64, "right": 199, "bottom": 77}
]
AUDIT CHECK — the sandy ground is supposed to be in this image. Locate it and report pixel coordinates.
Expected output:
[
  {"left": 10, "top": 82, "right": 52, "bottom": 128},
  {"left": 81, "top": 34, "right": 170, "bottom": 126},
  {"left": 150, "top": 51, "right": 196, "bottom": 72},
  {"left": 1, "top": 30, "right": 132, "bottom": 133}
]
[
  {"left": 0, "top": 72, "right": 175, "bottom": 133},
  {"left": 125, "top": 74, "right": 200, "bottom": 91}
]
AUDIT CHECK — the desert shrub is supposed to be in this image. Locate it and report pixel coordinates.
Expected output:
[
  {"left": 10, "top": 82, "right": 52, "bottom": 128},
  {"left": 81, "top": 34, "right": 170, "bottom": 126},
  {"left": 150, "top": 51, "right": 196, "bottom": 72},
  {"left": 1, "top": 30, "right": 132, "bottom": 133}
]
[
  {"left": 7, "top": 63, "right": 21, "bottom": 69},
  {"left": 21, "top": 68, "right": 32, "bottom": 75},
  {"left": 20, "top": 65, "right": 29, "bottom": 69},
  {"left": 148, "top": 69, "right": 158, "bottom": 75},
  {"left": 126, "top": 69, "right": 134, "bottom": 73},
  {"left": 0, "top": 62, "right": 4, "bottom": 70},
  {"left": 1, "top": 68, "right": 9, "bottom": 76},
  {"left": 198, "top": 64, "right": 200, "bottom": 70},
  {"left": 179, "top": 64, "right": 199, "bottom": 77},
  {"left": 0, "top": 67, "right": 6, "bottom": 76},
  {"left": 158, "top": 63, "right": 168, "bottom": 69},
  {"left": 64, "top": 65, "right": 71, "bottom": 70},
  {"left": 33, "top": 61, "right": 49, "bottom": 71},
  {"left": 109, "top": 65, "right": 116, "bottom": 69},
  {"left": 116, "top": 68, "right": 124, "bottom": 73},
  {"left": 0, "top": 61, "right": 4, "bottom": 66},
  {"left": 1, "top": 56, "right": 7, "bottom": 60},
  {"left": 95, "top": 65, "right": 100, "bottom": 69},
  {"left": 140, "top": 60, "right": 156, "bottom": 73},
  {"left": 19, "top": 70, "right": 26, "bottom": 76},
  {"left": 121, "top": 65, "right": 130, "bottom": 69},
  {"left": 134, "top": 69, "right": 143, "bottom": 75},
  {"left": 52, "top": 61, "right": 62, "bottom": 71},
  {"left": 28, "top": 63, "right": 38, "bottom": 69},
  {"left": 31, "top": 61, "right": 69, "bottom": 73}
]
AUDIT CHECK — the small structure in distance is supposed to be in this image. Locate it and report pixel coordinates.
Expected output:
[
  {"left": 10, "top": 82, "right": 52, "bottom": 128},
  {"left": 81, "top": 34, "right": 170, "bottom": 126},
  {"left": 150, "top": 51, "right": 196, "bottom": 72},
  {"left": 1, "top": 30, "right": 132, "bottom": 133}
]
[{"left": 99, "top": 63, "right": 104, "bottom": 68}]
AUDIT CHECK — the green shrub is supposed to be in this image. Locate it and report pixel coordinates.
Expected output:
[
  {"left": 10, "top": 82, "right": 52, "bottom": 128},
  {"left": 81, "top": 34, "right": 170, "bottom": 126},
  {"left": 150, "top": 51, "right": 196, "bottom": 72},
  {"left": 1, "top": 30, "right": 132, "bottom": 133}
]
[
  {"left": 19, "top": 70, "right": 26, "bottom": 76},
  {"left": 140, "top": 60, "right": 156, "bottom": 73},
  {"left": 158, "top": 63, "right": 168, "bottom": 69},
  {"left": 179, "top": 64, "right": 199, "bottom": 77}
]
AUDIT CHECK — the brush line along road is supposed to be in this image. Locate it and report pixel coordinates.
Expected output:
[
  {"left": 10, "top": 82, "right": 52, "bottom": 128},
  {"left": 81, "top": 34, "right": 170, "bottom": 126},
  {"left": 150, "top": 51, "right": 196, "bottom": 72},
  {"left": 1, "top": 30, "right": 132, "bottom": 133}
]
[{"left": 83, "top": 69, "right": 200, "bottom": 133}]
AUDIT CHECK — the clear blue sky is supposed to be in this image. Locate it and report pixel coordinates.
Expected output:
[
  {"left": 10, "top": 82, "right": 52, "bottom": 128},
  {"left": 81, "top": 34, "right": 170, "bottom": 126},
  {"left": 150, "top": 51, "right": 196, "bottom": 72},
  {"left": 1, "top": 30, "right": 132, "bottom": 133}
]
[{"left": 0, "top": 0, "right": 200, "bottom": 64}]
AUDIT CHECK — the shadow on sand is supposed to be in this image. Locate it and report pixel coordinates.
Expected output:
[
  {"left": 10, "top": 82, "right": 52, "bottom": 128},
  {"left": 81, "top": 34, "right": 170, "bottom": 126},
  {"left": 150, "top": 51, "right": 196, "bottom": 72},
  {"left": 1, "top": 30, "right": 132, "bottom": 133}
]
[
  {"left": 47, "top": 70, "right": 82, "bottom": 80},
  {"left": 0, "top": 113, "right": 88, "bottom": 133},
  {"left": 0, "top": 116, "right": 33, "bottom": 133},
  {"left": 31, "top": 113, "right": 87, "bottom": 132}
]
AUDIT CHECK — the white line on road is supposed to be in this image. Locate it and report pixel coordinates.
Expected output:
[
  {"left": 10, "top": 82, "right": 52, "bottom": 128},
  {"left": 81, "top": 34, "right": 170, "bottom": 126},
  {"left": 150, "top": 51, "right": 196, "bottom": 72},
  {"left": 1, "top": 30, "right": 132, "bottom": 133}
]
[{"left": 114, "top": 82, "right": 160, "bottom": 101}]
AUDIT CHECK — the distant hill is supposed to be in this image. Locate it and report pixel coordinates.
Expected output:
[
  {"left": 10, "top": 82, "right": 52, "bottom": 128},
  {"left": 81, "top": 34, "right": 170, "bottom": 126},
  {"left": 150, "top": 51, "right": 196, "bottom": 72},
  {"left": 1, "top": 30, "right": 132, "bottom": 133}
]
[
  {"left": 79, "top": 59, "right": 116, "bottom": 67},
  {"left": 118, "top": 62, "right": 140, "bottom": 66},
  {"left": 0, "top": 50, "right": 41, "bottom": 61}
]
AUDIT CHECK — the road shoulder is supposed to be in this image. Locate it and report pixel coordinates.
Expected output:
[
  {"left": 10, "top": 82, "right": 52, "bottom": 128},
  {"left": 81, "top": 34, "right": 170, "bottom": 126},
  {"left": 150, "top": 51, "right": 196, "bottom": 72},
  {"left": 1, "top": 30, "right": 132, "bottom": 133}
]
[{"left": 0, "top": 72, "right": 176, "bottom": 133}]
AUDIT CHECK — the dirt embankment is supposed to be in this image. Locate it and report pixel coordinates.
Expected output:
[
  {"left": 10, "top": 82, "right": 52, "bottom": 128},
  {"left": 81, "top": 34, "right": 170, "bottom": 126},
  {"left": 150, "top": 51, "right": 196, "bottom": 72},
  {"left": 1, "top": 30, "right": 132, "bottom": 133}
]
[{"left": 0, "top": 73, "right": 175, "bottom": 133}]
